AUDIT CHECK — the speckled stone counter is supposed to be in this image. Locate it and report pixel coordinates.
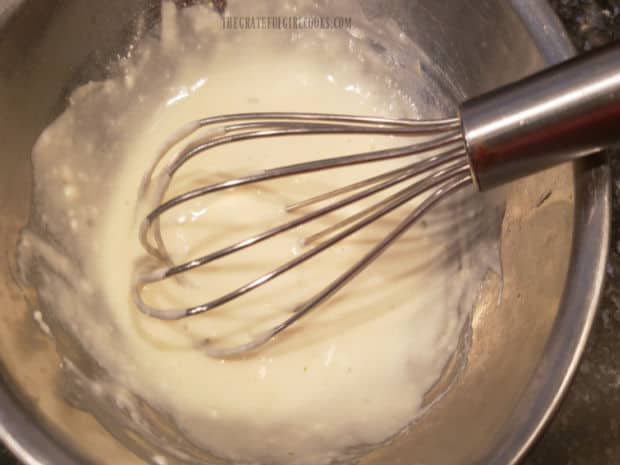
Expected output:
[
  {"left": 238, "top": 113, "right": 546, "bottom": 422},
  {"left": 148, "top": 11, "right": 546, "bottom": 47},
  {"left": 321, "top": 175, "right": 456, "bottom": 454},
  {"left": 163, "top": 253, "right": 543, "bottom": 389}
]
[{"left": 2, "top": 1, "right": 620, "bottom": 464}]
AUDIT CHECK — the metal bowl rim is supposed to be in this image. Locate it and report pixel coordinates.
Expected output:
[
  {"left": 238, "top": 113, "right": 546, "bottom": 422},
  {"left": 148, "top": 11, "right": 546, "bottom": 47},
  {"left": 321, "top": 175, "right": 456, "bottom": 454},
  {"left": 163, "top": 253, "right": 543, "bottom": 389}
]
[{"left": 0, "top": 2, "right": 610, "bottom": 465}]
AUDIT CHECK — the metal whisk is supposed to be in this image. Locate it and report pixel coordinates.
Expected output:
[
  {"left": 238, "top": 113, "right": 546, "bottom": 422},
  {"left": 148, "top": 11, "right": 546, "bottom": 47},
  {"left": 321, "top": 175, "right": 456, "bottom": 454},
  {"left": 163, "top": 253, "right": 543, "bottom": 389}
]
[{"left": 133, "top": 42, "right": 620, "bottom": 357}]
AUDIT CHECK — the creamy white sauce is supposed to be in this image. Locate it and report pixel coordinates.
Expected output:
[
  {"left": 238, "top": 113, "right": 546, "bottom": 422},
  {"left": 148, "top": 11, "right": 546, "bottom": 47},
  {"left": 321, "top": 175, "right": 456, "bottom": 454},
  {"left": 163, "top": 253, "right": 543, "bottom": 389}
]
[{"left": 18, "top": 2, "right": 499, "bottom": 465}]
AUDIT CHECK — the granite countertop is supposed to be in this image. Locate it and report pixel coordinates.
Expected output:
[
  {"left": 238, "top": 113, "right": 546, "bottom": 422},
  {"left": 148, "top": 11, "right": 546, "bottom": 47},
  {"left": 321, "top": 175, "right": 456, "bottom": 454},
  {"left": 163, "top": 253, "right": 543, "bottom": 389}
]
[{"left": 2, "top": 1, "right": 620, "bottom": 464}]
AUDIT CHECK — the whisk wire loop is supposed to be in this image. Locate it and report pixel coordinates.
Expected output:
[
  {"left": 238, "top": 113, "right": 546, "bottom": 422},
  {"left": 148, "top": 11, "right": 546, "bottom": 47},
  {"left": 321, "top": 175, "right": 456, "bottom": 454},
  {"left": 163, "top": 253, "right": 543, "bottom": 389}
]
[{"left": 134, "top": 113, "right": 470, "bottom": 355}]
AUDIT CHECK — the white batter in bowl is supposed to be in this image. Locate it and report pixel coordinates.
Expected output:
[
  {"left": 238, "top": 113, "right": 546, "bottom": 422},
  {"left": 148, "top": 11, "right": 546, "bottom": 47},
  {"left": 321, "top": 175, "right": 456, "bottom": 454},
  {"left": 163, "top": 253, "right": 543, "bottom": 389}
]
[{"left": 17, "top": 2, "right": 501, "bottom": 464}]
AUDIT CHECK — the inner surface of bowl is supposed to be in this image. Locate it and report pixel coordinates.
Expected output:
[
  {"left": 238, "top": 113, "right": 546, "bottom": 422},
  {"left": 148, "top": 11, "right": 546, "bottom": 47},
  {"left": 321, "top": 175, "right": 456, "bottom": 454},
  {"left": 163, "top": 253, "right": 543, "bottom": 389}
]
[{"left": 0, "top": 1, "right": 608, "bottom": 465}]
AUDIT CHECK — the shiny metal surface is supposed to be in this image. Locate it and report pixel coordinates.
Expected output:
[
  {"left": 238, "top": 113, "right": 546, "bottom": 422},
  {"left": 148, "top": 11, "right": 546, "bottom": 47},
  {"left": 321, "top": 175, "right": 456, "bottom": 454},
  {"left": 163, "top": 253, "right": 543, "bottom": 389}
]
[
  {"left": 0, "top": 1, "right": 609, "bottom": 465},
  {"left": 462, "top": 41, "right": 620, "bottom": 190}
]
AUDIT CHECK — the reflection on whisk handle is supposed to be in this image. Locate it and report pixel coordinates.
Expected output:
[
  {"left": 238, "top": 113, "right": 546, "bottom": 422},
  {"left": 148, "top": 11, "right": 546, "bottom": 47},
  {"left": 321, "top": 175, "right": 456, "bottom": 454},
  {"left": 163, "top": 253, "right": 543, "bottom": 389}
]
[{"left": 461, "top": 41, "right": 620, "bottom": 190}]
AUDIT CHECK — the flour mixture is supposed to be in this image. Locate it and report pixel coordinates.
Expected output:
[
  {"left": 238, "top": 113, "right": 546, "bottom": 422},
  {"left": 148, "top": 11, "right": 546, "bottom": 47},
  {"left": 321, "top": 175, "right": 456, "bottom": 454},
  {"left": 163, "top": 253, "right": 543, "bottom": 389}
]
[{"left": 18, "top": 2, "right": 497, "bottom": 464}]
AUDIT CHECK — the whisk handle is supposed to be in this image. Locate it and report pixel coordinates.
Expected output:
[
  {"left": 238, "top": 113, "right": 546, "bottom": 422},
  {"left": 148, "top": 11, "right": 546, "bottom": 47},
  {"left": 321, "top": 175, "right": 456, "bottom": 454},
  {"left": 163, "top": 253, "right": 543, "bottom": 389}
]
[{"left": 460, "top": 41, "right": 620, "bottom": 191}]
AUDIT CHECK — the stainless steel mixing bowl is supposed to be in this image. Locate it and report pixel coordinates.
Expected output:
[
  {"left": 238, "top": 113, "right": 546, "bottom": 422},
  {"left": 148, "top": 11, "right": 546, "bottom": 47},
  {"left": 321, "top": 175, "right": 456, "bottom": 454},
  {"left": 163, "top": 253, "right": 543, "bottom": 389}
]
[{"left": 0, "top": 1, "right": 610, "bottom": 465}]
